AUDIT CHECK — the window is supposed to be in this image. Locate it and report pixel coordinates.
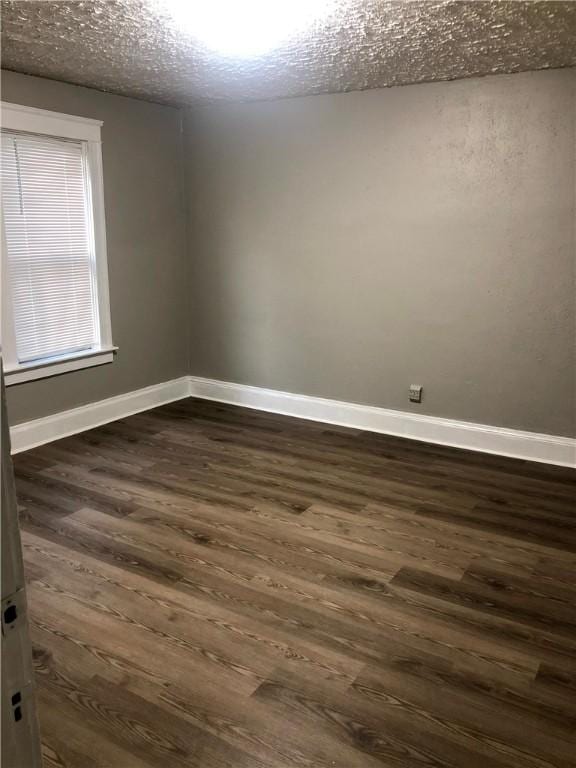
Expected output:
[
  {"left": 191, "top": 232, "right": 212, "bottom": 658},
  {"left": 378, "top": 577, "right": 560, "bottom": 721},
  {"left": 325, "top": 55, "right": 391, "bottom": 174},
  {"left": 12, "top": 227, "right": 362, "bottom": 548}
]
[{"left": 1, "top": 103, "right": 115, "bottom": 385}]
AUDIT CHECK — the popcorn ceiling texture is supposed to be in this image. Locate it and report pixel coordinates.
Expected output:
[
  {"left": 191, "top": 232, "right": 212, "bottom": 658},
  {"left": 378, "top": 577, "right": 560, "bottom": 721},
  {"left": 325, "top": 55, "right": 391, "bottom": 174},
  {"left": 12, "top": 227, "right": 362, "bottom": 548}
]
[{"left": 1, "top": 0, "right": 576, "bottom": 106}]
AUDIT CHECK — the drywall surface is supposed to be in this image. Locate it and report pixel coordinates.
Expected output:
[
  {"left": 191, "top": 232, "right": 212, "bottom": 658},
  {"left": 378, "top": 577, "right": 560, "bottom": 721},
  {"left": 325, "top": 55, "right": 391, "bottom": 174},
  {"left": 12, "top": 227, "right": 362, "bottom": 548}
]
[
  {"left": 4, "top": 69, "right": 574, "bottom": 437},
  {"left": 184, "top": 69, "right": 576, "bottom": 437},
  {"left": 2, "top": 71, "right": 188, "bottom": 425}
]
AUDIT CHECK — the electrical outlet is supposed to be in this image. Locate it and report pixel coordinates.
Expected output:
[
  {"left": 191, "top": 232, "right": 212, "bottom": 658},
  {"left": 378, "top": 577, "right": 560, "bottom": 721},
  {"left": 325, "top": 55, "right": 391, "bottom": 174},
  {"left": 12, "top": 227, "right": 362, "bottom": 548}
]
[{"left": 409, "top": 384, "right": 423, "bottom": 403}]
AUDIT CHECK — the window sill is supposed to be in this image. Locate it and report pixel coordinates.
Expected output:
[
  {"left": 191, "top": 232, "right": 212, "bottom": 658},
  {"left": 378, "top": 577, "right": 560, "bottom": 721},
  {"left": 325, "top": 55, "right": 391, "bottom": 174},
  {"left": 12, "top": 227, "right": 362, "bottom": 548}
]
[{"left": 4, "top": 346, "right": 117, "bottom": 386}]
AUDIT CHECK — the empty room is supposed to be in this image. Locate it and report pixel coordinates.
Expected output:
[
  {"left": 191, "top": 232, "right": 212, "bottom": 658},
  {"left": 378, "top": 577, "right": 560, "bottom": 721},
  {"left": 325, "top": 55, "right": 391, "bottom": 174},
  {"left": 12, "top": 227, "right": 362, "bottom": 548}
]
[{"left": 1, "top": 1, "right": 575, "bottom": 766}]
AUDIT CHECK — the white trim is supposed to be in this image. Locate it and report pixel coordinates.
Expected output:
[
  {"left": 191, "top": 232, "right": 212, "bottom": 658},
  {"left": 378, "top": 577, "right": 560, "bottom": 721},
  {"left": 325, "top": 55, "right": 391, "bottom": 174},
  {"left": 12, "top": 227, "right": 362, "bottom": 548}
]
[
  {"left": 85, "top": 138, "right": 113, "bottom": 347},
  {"left": 188, "top": 377, "right": 576, "bottom": 468},
  {"left": 4, "top": 347, "right": 117, "bottom": 386},
  {"left": 1, "top": 102, "right": 102, "bottom": 142},
  {"left": 9, "top": 374, "right": 575, "bottom": 467},
  {"left": 9, "top": 377, "right": 190, "bottom": 454}
]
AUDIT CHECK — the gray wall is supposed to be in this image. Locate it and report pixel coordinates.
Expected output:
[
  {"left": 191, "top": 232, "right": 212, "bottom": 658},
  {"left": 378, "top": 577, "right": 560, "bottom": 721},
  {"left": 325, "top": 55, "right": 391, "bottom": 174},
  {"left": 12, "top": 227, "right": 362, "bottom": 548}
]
[
  {"left": 185, "top": 69, "right": 576, "bottom": 437},
  {"left": 2, "top": 71, "right": 189, "bottom": 425},
  {"left": 3, "top": 68, "right": 574, "bottom": 437}
]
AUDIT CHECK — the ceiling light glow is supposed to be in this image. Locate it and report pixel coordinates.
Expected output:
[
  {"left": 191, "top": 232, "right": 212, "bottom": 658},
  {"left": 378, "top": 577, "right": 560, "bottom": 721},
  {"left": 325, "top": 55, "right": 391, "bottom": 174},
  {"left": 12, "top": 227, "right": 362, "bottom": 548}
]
[{"left": 158, "top": 0, "right": 335, "bottom": 58}]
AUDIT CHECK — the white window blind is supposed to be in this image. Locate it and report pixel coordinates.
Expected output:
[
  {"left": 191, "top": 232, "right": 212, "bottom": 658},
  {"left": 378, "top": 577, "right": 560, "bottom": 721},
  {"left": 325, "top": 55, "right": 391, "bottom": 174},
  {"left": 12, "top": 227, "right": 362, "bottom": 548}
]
[{"left": 1, "top": 130, "right": 99, "bottom": 364}]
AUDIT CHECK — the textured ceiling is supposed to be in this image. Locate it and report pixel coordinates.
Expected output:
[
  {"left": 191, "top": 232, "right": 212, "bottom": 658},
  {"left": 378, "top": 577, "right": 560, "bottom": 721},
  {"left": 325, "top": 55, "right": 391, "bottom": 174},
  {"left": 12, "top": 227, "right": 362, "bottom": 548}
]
[{"left": 1, "top": 1, "right": 576, "bottom": 106}]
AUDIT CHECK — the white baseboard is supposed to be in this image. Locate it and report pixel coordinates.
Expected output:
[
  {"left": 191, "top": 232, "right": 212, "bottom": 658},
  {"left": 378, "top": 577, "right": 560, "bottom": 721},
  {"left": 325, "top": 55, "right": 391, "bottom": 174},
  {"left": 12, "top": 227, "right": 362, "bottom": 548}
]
[
  {"left": 9, "top": 376, "right": 190, "bottom": 454},
  {"left": 9, "top": 374, "right": 575, "bottom": 467},
  {"left": 188, "top": 376, "right": 576, "bottom": 468}
]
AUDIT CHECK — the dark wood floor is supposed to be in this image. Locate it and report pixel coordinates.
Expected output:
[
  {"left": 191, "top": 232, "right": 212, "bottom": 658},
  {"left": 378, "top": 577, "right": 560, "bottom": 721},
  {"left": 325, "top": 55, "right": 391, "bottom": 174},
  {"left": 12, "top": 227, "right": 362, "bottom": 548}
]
[{"left": 12, "top": 398, "right": 576, "bottom": 768}]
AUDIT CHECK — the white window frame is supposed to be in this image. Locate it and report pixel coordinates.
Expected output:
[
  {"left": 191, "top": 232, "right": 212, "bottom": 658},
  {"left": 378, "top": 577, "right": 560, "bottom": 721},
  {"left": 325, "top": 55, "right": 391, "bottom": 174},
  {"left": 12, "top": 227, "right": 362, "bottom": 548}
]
[{"left": 1, "top": 102, "right": 116, "bottom": 386}]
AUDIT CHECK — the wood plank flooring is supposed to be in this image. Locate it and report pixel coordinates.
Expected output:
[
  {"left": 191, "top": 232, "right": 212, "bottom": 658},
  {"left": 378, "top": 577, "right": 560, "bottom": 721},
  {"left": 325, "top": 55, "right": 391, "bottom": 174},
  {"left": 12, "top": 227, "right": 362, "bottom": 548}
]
[{"left": 12, "top": 397, "right": 576, "bottom": 768}]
